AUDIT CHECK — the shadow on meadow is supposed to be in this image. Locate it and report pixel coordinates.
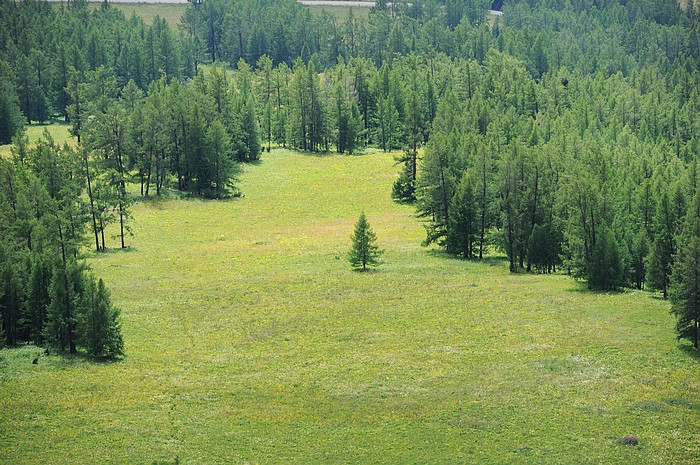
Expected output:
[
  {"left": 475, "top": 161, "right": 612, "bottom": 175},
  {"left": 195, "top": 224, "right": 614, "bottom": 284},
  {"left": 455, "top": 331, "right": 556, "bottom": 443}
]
[
  {"left": 424, "top": 248, "right": 511, "bottom": 268},
  {"left": 83, "top": 246, "right": 138, "bottom": 261},
  {"left": 293, "top": 147, "right": 382, "bottom": 158},
  {"left": 679, "top": 343, "right": 700, "bottom": 361},
  {"left": 565, "top": 280, "right": 627, "bottom": 295}
]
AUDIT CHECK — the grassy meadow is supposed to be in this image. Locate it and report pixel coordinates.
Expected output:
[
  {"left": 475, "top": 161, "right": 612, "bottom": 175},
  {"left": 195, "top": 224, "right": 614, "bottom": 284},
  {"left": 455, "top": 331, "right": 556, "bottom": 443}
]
[
  {"left": 0, "top": 122, "right": 74, "bottom": 159},
  {"left": 308, "top": 5, "right": 370, "bottom": 21},
  {"left": 89, "top": 3, "right": 187, "bottom": 28},
  {"left": 2, "top": 147, "right": 700, "bottom": 464}
]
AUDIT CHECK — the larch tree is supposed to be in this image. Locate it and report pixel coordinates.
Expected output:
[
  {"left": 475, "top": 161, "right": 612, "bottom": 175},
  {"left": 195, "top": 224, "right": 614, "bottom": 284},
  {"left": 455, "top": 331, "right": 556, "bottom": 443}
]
[
  {"left": 348, "top": 212, "right": 383, "bottom": 271},
  {"left": 669, "top": 193, "right": 700, "bottom": 349},
  {"left": 77, "top": 273, "right": 123, "bottom": 360},
  {"left": 0, "top": 60, "right": 25, "bottom": 145}
]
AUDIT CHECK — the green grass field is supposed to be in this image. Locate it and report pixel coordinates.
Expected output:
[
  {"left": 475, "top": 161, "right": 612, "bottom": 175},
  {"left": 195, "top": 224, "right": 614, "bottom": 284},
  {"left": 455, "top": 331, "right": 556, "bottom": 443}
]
[
  {"left": 0, "top": 122, "right": 74, "bottom": 159},
  {"left": 1, "top": 147, "right": 700, "bottom": 464},
  {"left": 89, "top": 3, "right": 187, "bottom": 28},
  {"left": 309, "top": 5, "right": 370, "bottom": 21}
]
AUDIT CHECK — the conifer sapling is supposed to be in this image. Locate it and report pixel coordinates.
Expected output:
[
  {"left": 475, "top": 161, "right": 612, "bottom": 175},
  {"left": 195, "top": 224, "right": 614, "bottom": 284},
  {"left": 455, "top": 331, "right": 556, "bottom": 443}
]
[{"left": 348, "top": 213, "right": 384, "bottom": 271}]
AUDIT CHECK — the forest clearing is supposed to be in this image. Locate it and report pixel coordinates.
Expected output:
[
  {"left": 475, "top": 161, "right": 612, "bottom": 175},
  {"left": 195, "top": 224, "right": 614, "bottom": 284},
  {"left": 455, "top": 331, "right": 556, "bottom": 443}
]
[
  {"left": 2, "top": 147, "right": 700, "bottom": 464},
  {"left": 2, "top": 0, "right": 700, "bottom": 463}
]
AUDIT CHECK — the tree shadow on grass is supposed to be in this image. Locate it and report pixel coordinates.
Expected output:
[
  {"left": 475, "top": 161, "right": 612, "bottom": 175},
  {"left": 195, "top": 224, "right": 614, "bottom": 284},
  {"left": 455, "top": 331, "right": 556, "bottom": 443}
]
[
  {"left": 296, "top": 147, "right": 380, "bottom": 158},
  {"left": 350, "top": 267, "right": 382, "bottom": 274},
  {"left": 49, "top": 351, "right": 125, "bottom": 368},
  {"left": 648, "top": 292, "right": 668, "bottom": 301},
  {"left": 678, "top": 343, "right": 700, "bottom": 361},
  {"left": 425, "top": 248, "right": 509, "bottom": 267},
  {"left": 565, "top": 279, "right": 628, "bottom": 295}
]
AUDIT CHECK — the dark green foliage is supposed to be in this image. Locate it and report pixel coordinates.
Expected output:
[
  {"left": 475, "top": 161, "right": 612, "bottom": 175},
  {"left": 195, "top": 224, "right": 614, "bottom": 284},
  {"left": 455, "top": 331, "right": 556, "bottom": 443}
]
[
  {"left": 629, "top": 230, "right": 649, "bottom": 291},
  {"left": 0, "top": 60, "right": 25, "bottom": 145},
  {"left": 670, "top": 233, "right": 700, "bottom": 349},
  {"left": 0, "top": 256, "right": 23, "bottom": 346},
  {"left": 446, "top": 173, "right": 478, "bottom": 258},
  {"left": 78, "top": 274, "right": 123, "bottom": 360},
  {"left": 332, "top": 82, "right": 364, "bottom": 154},
  {"left": 670, "top": 194, "right": 700, "bottom": 349},
  {"left": 527, "top": 223, "right": 561, "bottom": 274},
  {"left": 21, "top": 254, "right": 52, "bottom": 344},
  {"left": 647, "top": 191, "right": 679, "bottom": 298},
  {"left": 43, "top": 261, "right": 82, "bottom": 354},
  {"left": 392, "top": 152, "right": 416, "bottom": 203},
  {"left": 647, "top": 233, "right": 673, "bottom": 298},
  {"left": 238, "top": 94, "right": 261, "bottom": 162},
  {"left": 348, "top": 213, "right": 383, "bottom": 271},
  {"left": 203, "top": 119, "right": 240, "bottom": 199},
  {"left": 588, "top": 227, "right": 623, "bottom": 291},
  {"left": 0, "top": 129, "right": 123, "bottom": 359}
]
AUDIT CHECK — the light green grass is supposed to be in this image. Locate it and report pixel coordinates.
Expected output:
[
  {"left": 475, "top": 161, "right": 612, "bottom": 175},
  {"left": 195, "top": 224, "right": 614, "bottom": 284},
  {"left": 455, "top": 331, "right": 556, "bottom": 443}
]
[
  {"left": 2, "top": 148, "right": 700, "bottom": 464},
  {"left": 308, "top": 5, "right": 370, "bottom": 21},
  {"left": 0, "top": 122, "right": 74, "bottom": 159},
  {"left": 85, "top": 3, "right": 186, "bottom": 28}
]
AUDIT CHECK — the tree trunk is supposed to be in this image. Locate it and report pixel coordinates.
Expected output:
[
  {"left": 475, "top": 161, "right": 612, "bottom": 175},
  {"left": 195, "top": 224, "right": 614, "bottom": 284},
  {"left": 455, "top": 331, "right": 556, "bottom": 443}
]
[
  {"left": 100, "top": 217, "right": 106, "bottom": 251},
  {"left": 57, "top": 221, "right": 76, "bottom": 355},
  {"left": 84, "top": 152, "right": 100, "bottom": 251},
  {"left": 119, "top": 201, "right": 125, "bottom": 249}
]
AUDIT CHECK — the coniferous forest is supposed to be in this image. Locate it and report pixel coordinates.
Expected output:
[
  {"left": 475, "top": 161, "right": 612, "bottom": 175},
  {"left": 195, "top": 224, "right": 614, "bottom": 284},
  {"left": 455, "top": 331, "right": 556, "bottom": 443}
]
[{"left": 1, "top": 1, "right": 700, "bottom": 461}]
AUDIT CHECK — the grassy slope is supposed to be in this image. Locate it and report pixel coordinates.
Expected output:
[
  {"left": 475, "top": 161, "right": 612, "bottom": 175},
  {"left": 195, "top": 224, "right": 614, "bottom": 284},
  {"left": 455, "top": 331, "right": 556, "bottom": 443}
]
[
  {"left": 309, "top": 5, "right": 370, "bottom": 21},
  {"left": 0, "top": 123, "right": 74, "bottom": 158},
  {"left": 88, "top": 3, "right": 187, "bottom": 28},
  {"left": 1, "top": 148, "right": 700, "bottom": 464}
]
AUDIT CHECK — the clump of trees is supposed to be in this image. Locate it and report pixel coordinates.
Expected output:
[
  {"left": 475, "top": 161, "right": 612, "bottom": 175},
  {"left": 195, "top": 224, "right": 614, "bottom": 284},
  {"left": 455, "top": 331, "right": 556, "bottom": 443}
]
[{"left": 0, "top": 131, "right": 123, "bottom": 360}]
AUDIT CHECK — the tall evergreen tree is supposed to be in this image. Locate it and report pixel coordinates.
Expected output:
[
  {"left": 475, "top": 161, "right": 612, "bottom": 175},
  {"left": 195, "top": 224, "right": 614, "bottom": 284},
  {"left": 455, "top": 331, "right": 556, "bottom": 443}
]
[
  {"left": 0, "top": 60, "right": 25, "bottom": 145},
  {"left": 21, "top": 254, "right": 52, "bottom": 344},
  {"left": 446, "top": 172, "right": 478, "bottom": 258},
  {"left": 669, "top": 193, "right": 700, "bottom": 349},
  {"left": 348, "top": 212, "right": 383, "bottom": 271},
  {"left": 204, "top": 119, "right": 239, "bottom": 199},
  {"left": 587, "top": 226, "right": 623, "bottom": 291},
  {"left": 77, "top": 273, "right": 123, "bottom": 360}
]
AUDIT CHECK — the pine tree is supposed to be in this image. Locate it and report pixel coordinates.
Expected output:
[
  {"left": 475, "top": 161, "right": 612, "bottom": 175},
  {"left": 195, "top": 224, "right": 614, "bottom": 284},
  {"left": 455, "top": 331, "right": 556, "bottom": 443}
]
[
  {"left": 587, "top": 226, "right": 623, "bottom": 291},
  {"left": 21, "top": 254, "right": 52, "bottom": 344},
  {"left": 669, "top": 193, "right": 700, "bottom": 349},
  {"left": 0, "top": 257, "right": 22, "bottom": 346},
  {"left": 392, "top": 150, "right": 416, "bottom": 202},
  {"left": 446, "top": 173, "right": 478, "bottom": 258},
  {"left": 348, "top": 212, "right": 383, "bottom": 271},
  {"left": 670, "top": 233, "right": 700, "bottom": 349},
  {"left": 0, "top": 60, "right": 25, "bottom": 145},
  {"left": 205, "top": 119, "right": 239, "bottom": 199},
  {"left": 78, "top": 273, "right": 123, "bottom": 360},
  {"left": 43, "top": 262, "right": 74, "bottom": 353}
]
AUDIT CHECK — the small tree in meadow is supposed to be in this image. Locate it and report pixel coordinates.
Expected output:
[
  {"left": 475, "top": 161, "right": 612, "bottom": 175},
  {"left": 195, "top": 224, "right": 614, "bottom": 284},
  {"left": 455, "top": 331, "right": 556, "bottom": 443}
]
[{"left": 348, "top": 213, "right": 383, "bottom": 271}]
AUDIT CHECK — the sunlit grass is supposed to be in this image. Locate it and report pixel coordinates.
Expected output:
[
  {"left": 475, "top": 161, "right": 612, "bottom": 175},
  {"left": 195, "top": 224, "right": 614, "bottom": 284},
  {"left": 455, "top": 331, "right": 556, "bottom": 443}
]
[
  {"left": 308, "top": 5, "right": 370, "bottom": 21},
  {"left": 0, "top": 122, "right": 75, "bottom": 159},
  {"left": 1, "top": 148, "right": 699, "bottom": 464},
  {"left": 89, "top": 3, "right": 186, "bottom": 28}
]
